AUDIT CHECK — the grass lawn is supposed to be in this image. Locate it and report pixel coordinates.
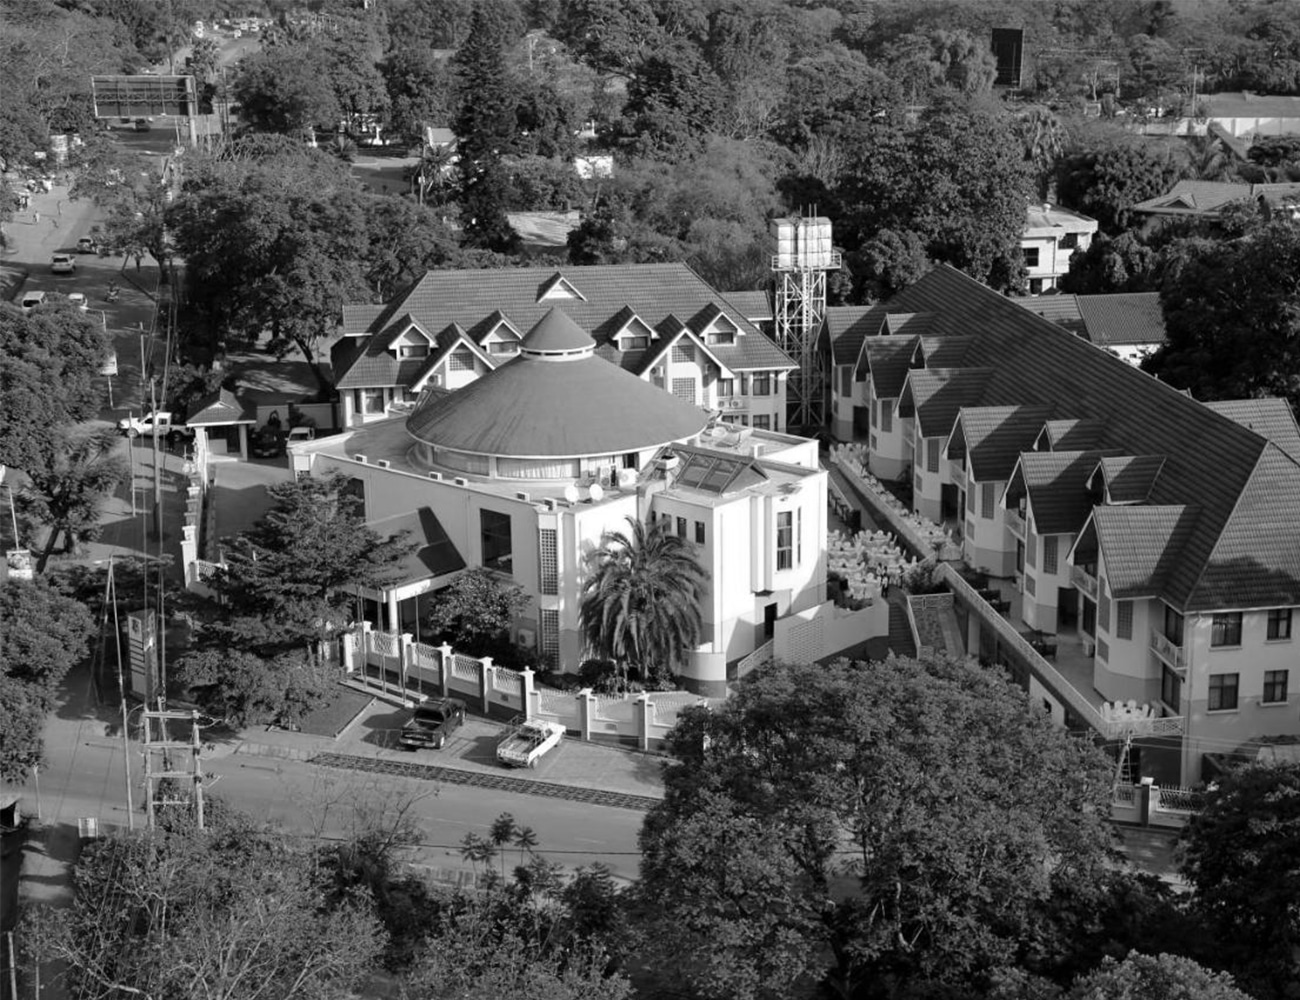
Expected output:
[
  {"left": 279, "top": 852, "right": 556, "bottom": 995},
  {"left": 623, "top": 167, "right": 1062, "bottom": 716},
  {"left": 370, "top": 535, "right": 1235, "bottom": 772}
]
[{"left": 297, "top": 687, "right": 374, "bottom": 738}]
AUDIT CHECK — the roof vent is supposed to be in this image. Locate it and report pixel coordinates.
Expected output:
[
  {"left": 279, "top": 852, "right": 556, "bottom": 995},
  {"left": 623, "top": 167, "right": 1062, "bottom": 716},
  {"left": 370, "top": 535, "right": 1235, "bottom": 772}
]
[{"left": 352, "top": 454, "right": 367, "bottom": 463}]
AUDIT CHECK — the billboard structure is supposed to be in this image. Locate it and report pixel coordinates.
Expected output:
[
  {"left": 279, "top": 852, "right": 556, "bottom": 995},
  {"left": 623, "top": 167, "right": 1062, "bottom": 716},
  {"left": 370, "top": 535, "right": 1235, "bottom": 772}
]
[
  {"left": 991, "top": 28, "right": 1025, "bottom": 89},
  {"left": 92, "top": 75, "right": 197, "bottom": 119}
]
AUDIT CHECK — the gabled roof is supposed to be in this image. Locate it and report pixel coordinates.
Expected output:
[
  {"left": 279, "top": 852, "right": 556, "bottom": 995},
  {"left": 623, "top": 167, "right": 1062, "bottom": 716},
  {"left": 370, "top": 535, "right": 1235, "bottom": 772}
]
[
  {"left": 1132, "top": 180, "right": 1252, "bottom": 216},
  {"left": 1036, "top": 418, "right": 1106, "bottom": 452},
  {"left": 883, "top": 264, "right": 1285, "bottom": 611},
  {"left": 1078, "top": 505, "right": 1201, "bottom": 600},
  {"left": 915, "top": 335, "right": 973, "bottom": 369},
  {"left": 899, "top": 367, "right": 997, "bottom": 439},
  {"left": 1206, "top": 398, "right": 1300, "bottom": 462},
  {"left": 883, "top": 312, "right": 938, "bottom": 337},
  {"left": 1076, "top": 293, "right": 1166, "bottom": 348},
  {"left": 186, "top": 388, "right": 255, "bottom": 426},
  {"left": 826, "top": 304, "right": 887, "bottom": 365},
  {"left": 635, "top": 322, "right": 728, "bottom": 378},
  {"left": 342, "top": 304, "right": 385, "bottom": 336},
  {"left": 725, "top": 289, "right": 772, "bottom": 322},
  {"left": 860, "top": 336, "right": 918, "bottom": 398},
  {"left": 1018, "top": 295, "right": 1085, "bottom": 335},
  {"left": 948, "top": 404, "right": 1055, "bottom": 483},
  {"left": 336, "top": 321, "right": 494, "bottom": 389},
  {"left": 369, "top": 507, "right": 466, "bottom": 586},
  {"left": 1092, "top": 455, "right": 1166, "bottom": 504},
  {"left": 345, "top": 263, "right": 793, "bottom": 384},
  {"left": 1006, "top": 449, "right": 1121, "bottom": 536}
]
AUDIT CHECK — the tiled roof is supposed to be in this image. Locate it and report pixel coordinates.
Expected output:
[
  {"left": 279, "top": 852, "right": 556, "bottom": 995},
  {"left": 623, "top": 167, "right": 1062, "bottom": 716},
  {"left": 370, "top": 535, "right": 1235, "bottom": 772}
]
[
  {"left": 1075, "top": 293, "right": 1166, "bottom": 347},
  {"left": 1037, "top": 418, "right": 1106, "bottom": 451},
  {"left": 1009, "top": 449, "right": 1120, "bottom": 536},
  {"left": 342, "top": 304, "right": 384, "bottom": 336},
  {"left": 860, "top": 336, "right": 917, "bottom": 398},
  {"left": 916, "top": 336, "right": 974, "bottom": 368},
  {"left": 1095, "top": 455, "right": 1166, "bottom": 504},
  {"left": 901, "top": 367, "right": 998, "bottom": 439},
  {"left": 883, "top": 312, "right": 938, "bottom": 337},
  {"left": 342, "top": 264, "right": 795, "bottom": 387},
  {"left": 724, "top": 289, "right": 772, "bottom": 320},
  {"left": 826, "top": 304, "right": 887, "bottom": 365},
  {"left": 1205, "top": 91, "right": 1300, "bottom": 119},
  {"left": 951, "top": 405, "right": 1056, "bottom": 483},
  {"left": 369, "top": 507, "right": 466, "bottom": 586},
  {"left": 884, "top": 264, "right": 1289, "bottom": 611},
  {"left": 1193, "top": 444, "right": 1300, "bottom": 609},
  {"left": 1132, "top": 180, "right": 1251, "bottom": 215},
  {"left": 186, "top": 388, "right": 255, "bottom": 425},
  {"left": 1206, "top": 398, "right": 1300, "bottom": 462},
  {"left": 1086, "top": 505, "right": 1201, "bottom": 599},
  {"left": 336, "top": 323, "right": 492, "bottom": 390}
]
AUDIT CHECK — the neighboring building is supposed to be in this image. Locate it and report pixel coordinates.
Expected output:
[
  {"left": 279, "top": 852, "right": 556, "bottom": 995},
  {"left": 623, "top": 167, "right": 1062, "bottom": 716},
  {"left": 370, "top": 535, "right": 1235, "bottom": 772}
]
[
  {"left": 332, "top": 263, "right": 796, "bottom": 432},
  {"left": 297, "top": 308, "right": 830, "bottom": 695},
  {"left": 845, "top": 264, "right": 1300, "bottom": 783},
  {"left": 1131, "top": 179, "right": 1300, "bottom": 232},
  {"left": 1019, "top": 292, "right": 1167, "bottom": 365},
  {"left": 1202, "top": 91, "right": 1300, "bottom": 137},
  {"left": 1021, "top": 204, "right": 1098, "bottom": 294}
]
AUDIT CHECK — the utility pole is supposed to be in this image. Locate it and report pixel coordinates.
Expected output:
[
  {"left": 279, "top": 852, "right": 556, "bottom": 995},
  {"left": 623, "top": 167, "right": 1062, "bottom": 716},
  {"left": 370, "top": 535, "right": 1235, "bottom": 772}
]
[
  {"left": 141, "top": 707, "right": 206, "bottom": 831},
  {"left": 108, "top": 559, "right": 136, "bottom": 830}
]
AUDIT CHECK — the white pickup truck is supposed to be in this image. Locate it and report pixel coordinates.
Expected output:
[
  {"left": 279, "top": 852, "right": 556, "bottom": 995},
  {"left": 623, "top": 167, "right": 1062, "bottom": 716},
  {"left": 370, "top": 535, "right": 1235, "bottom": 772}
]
[
  {"left": 117, "top": 411, "right": 193, "bottom": 440},
  {"left": 496, "top": 718, "right": 566, "bottom": 768}
]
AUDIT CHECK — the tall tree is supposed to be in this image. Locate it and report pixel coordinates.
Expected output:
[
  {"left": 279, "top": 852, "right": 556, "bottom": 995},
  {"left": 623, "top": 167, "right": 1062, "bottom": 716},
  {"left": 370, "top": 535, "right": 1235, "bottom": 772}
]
[
  {"left": 424, "top": 568, "right": 530, "bottom": 665},
  {"left": 231, "top": 44, "right": 340, "bottom": 136},
  {"left": 452, "top": 5, "right": 519, "bottom": 252},
  {"left": 1179, "top": 761, "right": 1300, "bottom": 999},
  {"left": 1056, "top": 144, "right": 1183, "bottom": 234},
  {"left": 17, "top": 427, "right": 128, "bottom": 573},
  {"left": 637, "top": 656, "right": 1116, "bottom": 1000},
  {"left": 579, "top": 516, "right": 706, "bottom": 688},
  {"left": 1068, "top": 953, "right": 1254, "bottom": 1000},
  {"left": 70, "top": 135, "right": 174, "bottom": 277}
]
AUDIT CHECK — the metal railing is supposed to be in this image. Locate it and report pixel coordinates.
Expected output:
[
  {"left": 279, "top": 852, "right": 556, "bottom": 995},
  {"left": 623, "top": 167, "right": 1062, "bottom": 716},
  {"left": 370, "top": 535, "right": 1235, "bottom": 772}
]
[
  {"left": 1149, "top": 629, "right": 1184, "bottom": 671},
  {"left": 1005, "top": 508, "right": 1026, "bottom": 537},
  {"left": 1070, "top": 564, "right": 1099, "bottom": 600}
]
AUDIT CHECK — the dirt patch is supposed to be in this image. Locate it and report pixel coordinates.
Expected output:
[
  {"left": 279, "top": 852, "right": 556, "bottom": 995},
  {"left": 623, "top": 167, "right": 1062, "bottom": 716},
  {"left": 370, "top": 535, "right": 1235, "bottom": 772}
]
[{"left": 297, "top": 687, "right": 375, "bottom": 738}]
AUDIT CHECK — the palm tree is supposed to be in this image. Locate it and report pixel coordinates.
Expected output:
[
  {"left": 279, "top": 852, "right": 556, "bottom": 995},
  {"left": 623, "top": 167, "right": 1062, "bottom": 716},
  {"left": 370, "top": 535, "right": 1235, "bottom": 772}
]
[
  {"left": 1013, "top": 105, "right": 1069, "bottom": 200},
  {"left": 19, "top": 427, "right": 129, "bottom": 573},
  {"left": 1184, "top": 135, "right": 1235, "bottom": 181},
  {"left": 579, "top": 516, "right": 707, "bottom": 691}
]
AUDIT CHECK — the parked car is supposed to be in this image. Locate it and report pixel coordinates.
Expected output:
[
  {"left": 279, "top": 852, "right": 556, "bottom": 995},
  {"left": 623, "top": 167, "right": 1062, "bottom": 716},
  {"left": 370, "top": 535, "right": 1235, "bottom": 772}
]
[
  {"left": 66, "top": 292, "right": 89, "bottom": 312},
  {"left": 76, "top": 236, "right": 97, "bottom": 254},
  {"left": 133, "top": 118, "right": 152, "bottom": 132},
  {"left": 496, "top": 717, "right": 565, "bottom": 768},
  {"left": 399, "top": 699, "right": 466, "bottom": 751},
  {"left": 117, "top": 411, "right": 192, "bottom": 441},
  {"left": 250, "top": 425, "right": 285, "bottom": 458},
  {"left": 99, "top": 350, "right": 119, "bottom": 376},
  {"left": 20, "top": 290, "right": 46, "bottom": 313},
  {"left": 50, "top": 253, "right": 75, "bottom": 274}
]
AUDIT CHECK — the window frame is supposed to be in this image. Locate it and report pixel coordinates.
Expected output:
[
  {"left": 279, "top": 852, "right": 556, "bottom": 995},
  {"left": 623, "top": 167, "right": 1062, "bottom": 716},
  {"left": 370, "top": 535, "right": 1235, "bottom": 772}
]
[
  {"left": 1207, "top": 672, "right": 1239, "bottom": 712},
  {"left": 1267, "top": 608, "right": 1293, "bottom": 641},
  {"left": 1210, "top": 612, "right": 1243, "bottom": 648},
  {"left": 1116, "top": 600, "right": 1134, "bottom": 640},
  {"left": 480, "top": 509, "right": 513, "bottom": 573},
  {"left": 1263, "top": 669, "right": 1289, "bottom": 705},
  {"left": 776, "top": 510, "right": 793, "bottom": 571},
  {"left": 1042, "top": 535, "right": 1059, "bottom": 574}
]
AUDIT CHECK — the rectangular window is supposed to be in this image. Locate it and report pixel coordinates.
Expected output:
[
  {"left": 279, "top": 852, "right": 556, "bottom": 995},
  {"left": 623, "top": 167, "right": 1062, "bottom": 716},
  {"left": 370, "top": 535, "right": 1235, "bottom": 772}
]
[
  {"left": 1163, "top": 606, "right": 1184, "bottom": 646},
  {"left": 1096, "top": 638, "right": 1108, "bottom": 662},
  {"left": 488, "top": 340, "right": 519, "bottom": 354},
  {"left": 1016, "top": 541, "right": 1025, "bottom": 573},
  {"left": 398, "top": 343, "right": 430, "bottom": 359},
  {"left": 671, "top": 378, "right": 696, "bottom": 403},
  {"left": 981, "top": 482, "right": 995, "bottom": 518},
  {"left": 676, "top": 516, "right": 687, "bottom": 539},
  {"left": 967, "top": 486, "right": 975, "bottom": 513},
  {"left": 1042, "top": 536, "right": 1058, "bottom": 574},
  {"left": 927, "top": 438, "right": 939, "bottom": 473},
  {"left": 355, "top": 388, "right": 386, "bottom": 414},
  {"left": 1161, "top": 665, "right": 1181, "bottom": 712},
  {"left": 796, "top": 508, "right": 802, "bottom": 564},
  {"left": 540, "top": 609, "right": 559, "bottom": 668},
  {"left": 672, "top": 343, "right": 694, "bottom": 363},
  {"left": 753, "top": 414, "right": 771, "bottom": 431},
  {"left": 841, "top": 366, "right": 851, "bottom": 397},
  {"left": 1025, "top": 530, "right": 1037, "bottom": 569},
  {"left": 1022, "top": 246, "right": 1040, "bottom": 267},
  {"left": 1024, "top": 573, "right": 1036, "bottom": 596},
  {"left": 752, "top": 374, "right": 772, "bottom": 396},
  {"left": 776, "top": 510, "right": 793, "bottom": 571},
  {"left": 706, "top": 331, "right": 735, "bottom": 346},
  {"left": 480, "top": 509, "right": 513, "bottom": 573},
  {"left": 717, "top": 377, "right": 734, "bottom": 398},
  {"left": 450, "top": 350, "right": 475, "bottom": 371},
  {"left": 1208, "top": 673, "right": 1239, "bottom": 711},
  {"left": 1098, "top": 578, "right": 1110, "bottom": 633},
  {"left": 881, "top": 400, "right": 893, "bottom": 433},
  {"left": 1116, "top": 600, "right": 1133, "bottom": 640},
  {"left": 1211, "top": 612, "right": 1243, "bottom": 647},
  {"left": 1060, "top": 232, "right": 1079, "bottom": 250},
  {"left": 694, "top": 520, "right": 705, "bottom": 545},
  {"left": 1264, "top": 670, "right": 1289, "bottom": 704},
  {"left": 538, "top": 528, "right": 557, "bottom": 595},
  {"left": 1268, "top": 608, "right": 1293, "bottom": 640}
]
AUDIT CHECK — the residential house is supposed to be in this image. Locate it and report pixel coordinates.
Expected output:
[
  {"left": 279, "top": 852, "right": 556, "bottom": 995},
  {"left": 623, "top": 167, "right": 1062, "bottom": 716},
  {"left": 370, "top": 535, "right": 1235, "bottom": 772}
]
[
  {"left": 848, "top": 264, "right": 1300, "bottom": 783},
  {"left": 332, "top": 264, "right": 796, "bottom": 432},
  {"left": 297, "top": 308, "right": 833, "bottom": 695},
  {"left": 1131, "top": 179, "right": 1300, "bottom": 233},
  {"left": 1021, "top": 204, "right": 1098, "bottom": 294},
  {"left": 1201, "top": 91, "right": 1300, "bottom": 137},
  {"left": 1020, "top": 292, "right": 1168, "bottom": 364}
]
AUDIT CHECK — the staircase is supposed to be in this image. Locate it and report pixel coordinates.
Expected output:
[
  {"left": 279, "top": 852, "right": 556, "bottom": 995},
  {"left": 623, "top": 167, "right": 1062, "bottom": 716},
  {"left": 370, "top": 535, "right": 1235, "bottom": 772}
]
[{"left": 886, "top": 591, "right": 916, "bottom": 658}]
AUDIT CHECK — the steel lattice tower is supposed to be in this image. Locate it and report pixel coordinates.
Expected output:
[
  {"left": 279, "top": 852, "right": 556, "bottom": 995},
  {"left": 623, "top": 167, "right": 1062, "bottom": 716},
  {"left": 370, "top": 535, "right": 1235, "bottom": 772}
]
[{"left": 771, "top": 215, "right": 840, "bottom": 431}]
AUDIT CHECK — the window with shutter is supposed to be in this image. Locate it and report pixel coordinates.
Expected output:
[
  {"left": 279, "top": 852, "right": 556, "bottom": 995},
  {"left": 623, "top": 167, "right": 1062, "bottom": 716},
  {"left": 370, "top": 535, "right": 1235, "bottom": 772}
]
[
  {"left": 981, "top": 482, "right": 995, "bottom": 518},
  {"left": 1042, "top": 536, "right": 1058, "bottom": 574},
  {"left": 927, "top": 438, "right": 939, "bottom": 473},
  {"left": 1116, "top": 600, "right": 1133, "bottom": 640}
]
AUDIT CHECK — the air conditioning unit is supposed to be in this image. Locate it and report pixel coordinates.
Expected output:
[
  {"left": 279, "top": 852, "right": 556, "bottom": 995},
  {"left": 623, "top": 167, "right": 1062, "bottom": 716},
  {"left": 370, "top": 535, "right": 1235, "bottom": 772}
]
[
  {"left": 427, "top": 471, "right": 442, "bottom": 481},
  {"left": 454, "top": 477, "right": 468, "bottom": 486},
  {"left": 352, "top": 454, "right": 367, "bottom": 463},
  {"left": 517, "top": 627, "right": 536, "bottom": 647},
  {"left": 722, "top": 398, "right": 744, "bottom": 411},
  {"left": 651, "top": 366, "right": 664, "bottom": 377},
  {"left": 515, "top": 491, "right": 531, "bottom": 502},
  {"left": 376, "top": 459, "right": 391, "bottom": 469}
]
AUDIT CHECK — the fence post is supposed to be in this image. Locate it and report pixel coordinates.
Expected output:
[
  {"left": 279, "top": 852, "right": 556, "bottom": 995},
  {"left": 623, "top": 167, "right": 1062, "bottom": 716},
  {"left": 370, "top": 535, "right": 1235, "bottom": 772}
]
[
  {"left": 399, "top": 633, "right": 414, "bottom": 703},
  {"left": 360, "top": 622, "right": 374, "bottom": 687},
  {"left": 341, "top": 629, "right": 357, "bottom": 674},
  {"left": 519, "top": 667, "right": 537, "bottom": 720},
  {"left": 636, "top": 694, "right": 653, "bottom": 751},
  {"left": 577, "top": 687, "right": 595, "bottom": 742},
  {"left": 1140, "top": 777, "right": 1155, "bottom": 826},
  {"left": 479, "top": 656, "right": 495, "bottom": 715},
  {"left": 437, "top": 643, "right": 452, "bottom": 697}
]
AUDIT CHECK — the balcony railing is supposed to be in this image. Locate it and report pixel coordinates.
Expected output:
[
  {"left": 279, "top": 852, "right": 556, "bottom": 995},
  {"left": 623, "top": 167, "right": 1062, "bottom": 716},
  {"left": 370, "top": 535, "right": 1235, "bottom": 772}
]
[
  {"left": 950, "top": 463, "right": 967, "bottom": 489},
  {"left": 1005, "top": 508, "right": 1025, "bottom": 538},
  {"left": 1070, "top": 564, "right": 1099, "bottom": 600},
  {"left": 1149, "top": 628, "right": 1185, "bottom": 671}
]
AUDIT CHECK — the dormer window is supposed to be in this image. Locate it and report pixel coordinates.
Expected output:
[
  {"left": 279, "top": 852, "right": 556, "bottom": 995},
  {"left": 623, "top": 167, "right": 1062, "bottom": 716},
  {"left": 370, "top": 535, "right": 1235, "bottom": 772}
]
[
  {"left": 538, "top": 272, "right": 586, "bottom": 302},
  {"left": 613, "top": 313, "right": 656, "bottom": 351},
  {"left": 700, "top": 311, "right": 739, "bottom": 346},
  {"left": 622, "top": 334, "right": 650, "bottom": 350},
  {"left": 706, "top": 331, "right": 735, "bottom": 346},
  {"left": 488, "top": 341, "right": 519, "bottom": 355},
  {"left": 391, "top": 326, "right": 433, "bottom": 359},
  {"left": 483, "top": 315, "right": 522, "bottom": 356}
]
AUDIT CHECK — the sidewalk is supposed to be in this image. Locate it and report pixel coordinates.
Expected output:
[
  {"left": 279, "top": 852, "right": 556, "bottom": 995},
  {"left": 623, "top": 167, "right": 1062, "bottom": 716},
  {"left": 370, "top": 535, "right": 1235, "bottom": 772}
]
[{"left": 220, "top": 696, "right": 668, "bottom": 803}]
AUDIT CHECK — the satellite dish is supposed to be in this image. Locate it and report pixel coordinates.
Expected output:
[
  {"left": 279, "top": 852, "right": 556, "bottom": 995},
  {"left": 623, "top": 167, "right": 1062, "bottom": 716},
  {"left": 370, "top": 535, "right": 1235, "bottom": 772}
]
[
  {"left": 563, "top": 483, "right": 580, "bottom": 503},
  {"left": 588, "top": 482, "right": 605, "bottom": 502},
  {"left": 709, "top": 425, "right": 729, "bottom": 439}
]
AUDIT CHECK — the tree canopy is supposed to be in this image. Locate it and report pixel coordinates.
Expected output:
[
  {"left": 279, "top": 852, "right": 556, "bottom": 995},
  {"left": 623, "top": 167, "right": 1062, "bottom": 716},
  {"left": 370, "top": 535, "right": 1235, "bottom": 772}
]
[{"left": 637, "top": 656, "right": 1116, "bottom": 1000}]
